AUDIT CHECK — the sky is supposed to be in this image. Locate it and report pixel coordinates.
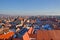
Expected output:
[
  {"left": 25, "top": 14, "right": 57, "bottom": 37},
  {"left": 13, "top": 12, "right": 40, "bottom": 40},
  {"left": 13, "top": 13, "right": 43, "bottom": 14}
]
[{"left": 0, "top": 0, "right": 60, "bottom": 15}]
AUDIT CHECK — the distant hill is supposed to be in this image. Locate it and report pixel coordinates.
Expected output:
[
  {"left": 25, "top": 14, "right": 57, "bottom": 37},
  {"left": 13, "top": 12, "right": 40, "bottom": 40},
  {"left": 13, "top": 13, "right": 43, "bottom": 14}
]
[{"left": 0, "top": 14, "right": 10, "bottom": 17}]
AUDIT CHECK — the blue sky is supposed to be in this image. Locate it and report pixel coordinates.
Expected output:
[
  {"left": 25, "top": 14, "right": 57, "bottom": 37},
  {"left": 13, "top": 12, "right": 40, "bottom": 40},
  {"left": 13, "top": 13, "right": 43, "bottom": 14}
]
[{"left": 0, "top": 0, "right": 60, "bottom": 15}]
